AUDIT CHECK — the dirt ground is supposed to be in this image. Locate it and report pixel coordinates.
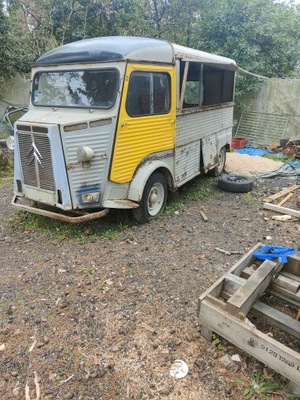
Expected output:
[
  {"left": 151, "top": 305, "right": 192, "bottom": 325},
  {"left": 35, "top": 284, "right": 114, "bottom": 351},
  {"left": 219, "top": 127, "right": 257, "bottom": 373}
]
[{"left": 0, "top": 155, "right": 299, "bottom": 400}]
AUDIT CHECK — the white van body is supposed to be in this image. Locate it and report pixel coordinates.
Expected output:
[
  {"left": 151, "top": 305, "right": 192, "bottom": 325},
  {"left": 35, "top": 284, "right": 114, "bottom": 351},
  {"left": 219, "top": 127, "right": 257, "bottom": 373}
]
[{"left": 12, "top": 36, "right": 237, "bottom": 223}]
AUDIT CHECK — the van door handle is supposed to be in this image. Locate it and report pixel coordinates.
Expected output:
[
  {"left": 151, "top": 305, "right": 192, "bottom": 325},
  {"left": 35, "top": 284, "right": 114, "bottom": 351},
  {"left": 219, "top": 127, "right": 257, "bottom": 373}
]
[{"left": 121, "top": 122, "right": 129, "bottom": 127}]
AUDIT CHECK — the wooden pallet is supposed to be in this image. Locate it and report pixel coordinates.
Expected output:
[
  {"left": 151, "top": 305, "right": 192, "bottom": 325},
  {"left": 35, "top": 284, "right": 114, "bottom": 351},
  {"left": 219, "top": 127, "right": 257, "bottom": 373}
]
[{"left": 198, "top": 243, "right": 300, "bottom": 393}]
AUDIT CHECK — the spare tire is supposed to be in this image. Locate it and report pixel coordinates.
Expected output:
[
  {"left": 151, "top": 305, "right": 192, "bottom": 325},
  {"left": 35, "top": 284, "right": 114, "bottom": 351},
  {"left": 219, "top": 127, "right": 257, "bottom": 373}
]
[{"left": 218, "top": 174, "right": 254, "bottom": 193}]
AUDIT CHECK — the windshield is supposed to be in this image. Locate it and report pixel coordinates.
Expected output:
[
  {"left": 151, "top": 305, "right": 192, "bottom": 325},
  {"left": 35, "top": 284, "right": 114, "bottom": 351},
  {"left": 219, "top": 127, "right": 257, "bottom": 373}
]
[{"left": 32, "top": 68, "right": 119, "bottom": 109}]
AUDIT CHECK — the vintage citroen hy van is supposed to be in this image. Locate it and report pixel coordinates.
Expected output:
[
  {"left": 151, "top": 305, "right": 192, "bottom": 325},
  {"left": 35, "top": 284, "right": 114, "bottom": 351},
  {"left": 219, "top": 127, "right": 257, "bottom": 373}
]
[{"left": 12, "top": 36, "right": 237, "bottom": 223}]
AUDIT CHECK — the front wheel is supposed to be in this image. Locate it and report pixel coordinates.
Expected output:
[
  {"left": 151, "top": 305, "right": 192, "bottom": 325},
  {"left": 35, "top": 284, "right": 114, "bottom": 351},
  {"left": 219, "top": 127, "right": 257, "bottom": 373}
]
[{"left": 132, "top": 172, "right": 168, "bottom": 223}]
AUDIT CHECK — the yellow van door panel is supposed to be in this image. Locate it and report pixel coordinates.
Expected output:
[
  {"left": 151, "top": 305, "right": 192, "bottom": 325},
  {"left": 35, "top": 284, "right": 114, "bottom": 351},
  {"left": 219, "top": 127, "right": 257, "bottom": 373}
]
[{"left": 110, "top": 64, "right": 176, "bottom": 184}]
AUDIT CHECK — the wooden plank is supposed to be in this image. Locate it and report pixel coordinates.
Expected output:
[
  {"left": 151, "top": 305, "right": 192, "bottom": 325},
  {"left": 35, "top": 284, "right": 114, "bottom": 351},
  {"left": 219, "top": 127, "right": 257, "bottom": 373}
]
[
  {"left": 199, "top": 298, "right": 300, "bottom": 386},
  {"left": 284, "top": 255, "right": 300, "bottom": 277},
  {"left": 179, "top": 61, "right": 189, "bottom": 112},
  {"left": 242, "top": 265, "right": 300, "bottom": 294},
  {"left": 242, "top": 265, "right": 300, "bottom": 299},
  {"left": 263, "top": 185, "right": 300, "bottom": 203},
  {"left": 222, "top": 286, "right": 300, "bottom": 339},
  {"left": 269, "top": 286, "right": 300, "bottom": 306},
  {"left": 281, "top": 271, "right": 300, "bottom": 283},
  {"left": 222, "top": 283, "right": 300, "bottom": 339},
  {"left": 277, "top": 193, "right": 293, "bottom": 207},
  {"left": 263, "top": 203, "right": 300, "bottom": 218},
  {"left": 224, "top": 273, "right": 245, "bottom": 294},
  {"left": 198, "top": 243, "right": 263, "bottom": 306},
  {"left": 199, "top": 210, "right": 208, "bottom": 222},
  {"left": 226, "top": 260, "right": 278, "bottom": 316},
  {"left": 249, "top": 301, "right": 300, "bottom": 340},
  {"left": 273, "top": 275, "right": 300, "bottom": 293}
]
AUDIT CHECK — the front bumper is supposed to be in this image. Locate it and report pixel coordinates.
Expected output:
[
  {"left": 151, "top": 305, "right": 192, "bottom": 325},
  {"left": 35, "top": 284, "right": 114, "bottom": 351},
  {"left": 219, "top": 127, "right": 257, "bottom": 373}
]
[{"left": 12, "top": 195, "right": 109, "bottom": 223}]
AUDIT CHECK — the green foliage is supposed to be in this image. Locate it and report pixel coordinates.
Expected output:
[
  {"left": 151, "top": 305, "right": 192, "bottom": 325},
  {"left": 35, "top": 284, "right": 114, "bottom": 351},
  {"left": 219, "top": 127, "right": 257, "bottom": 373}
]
[
  {"left": 236, "top": 369, "right": 284, "bottom": 399},
  {"left": 1, "top": 0, "right": 299, "bottom": 88},
  {"left": 263, "top": 152, "right": 295, "bottom": 163},
  {"left": 193, "top": 0, "right": 300, "bottom": 107},
  {"left": 212, "top": 334, "right": 223, "bottom": 350},
  {"left": 236, "top": 345, "right": 300, "bottom": 399}
]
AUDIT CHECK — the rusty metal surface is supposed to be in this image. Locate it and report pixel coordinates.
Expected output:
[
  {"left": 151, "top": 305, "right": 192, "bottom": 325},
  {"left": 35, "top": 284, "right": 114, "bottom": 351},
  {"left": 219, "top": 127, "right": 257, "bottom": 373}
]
[
  {"left": 176, "top": 106, "right": 233, "bottom": 147},
  {"left": 174, "top": 141, "right": 201, "bottom": 184},
  {"left": 12, "top": 195, "right": 109, "bottom": 223}
]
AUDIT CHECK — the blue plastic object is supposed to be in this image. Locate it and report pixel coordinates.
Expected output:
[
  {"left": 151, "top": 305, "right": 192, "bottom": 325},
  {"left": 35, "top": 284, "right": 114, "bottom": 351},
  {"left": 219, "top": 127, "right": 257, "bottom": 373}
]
[
  {"left": 254, "top": 245, "right": 300, "bottom": 264},
  {"left": 234, "top": 148, "right": 273, "bottom": 157}
]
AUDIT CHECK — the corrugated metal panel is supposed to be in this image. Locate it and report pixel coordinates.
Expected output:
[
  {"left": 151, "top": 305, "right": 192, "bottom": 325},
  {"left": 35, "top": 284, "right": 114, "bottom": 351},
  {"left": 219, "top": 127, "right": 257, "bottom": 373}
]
[
  {"left": 175, "top": 141, "right": 200, "bottom": 184},
  {"left": 111, "top": 115, "right": 174, "bottom": 183},
  {"left": 62, "top": 123, "right": 114, "bottom": 208},
  {"left": 236, "top": 111, "right": 289, "bottom": 146},
  {"left": 202, "top": 135, "right": 217, "bottom": 170},
  {"left": 176, "top": 107, "right": 233, "bottom": 146}
]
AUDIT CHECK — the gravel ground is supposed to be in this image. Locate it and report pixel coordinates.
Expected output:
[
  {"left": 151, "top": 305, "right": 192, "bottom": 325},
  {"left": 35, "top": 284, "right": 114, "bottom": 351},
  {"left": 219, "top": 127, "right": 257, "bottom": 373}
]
[{"left": 0, "top": 155, "right": 299, "bottom": 400}]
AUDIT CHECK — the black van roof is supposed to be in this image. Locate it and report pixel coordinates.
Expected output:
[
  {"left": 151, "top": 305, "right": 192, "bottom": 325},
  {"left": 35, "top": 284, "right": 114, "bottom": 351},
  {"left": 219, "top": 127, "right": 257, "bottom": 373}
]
[{"left": 36, "top": 36, "right": 238, "bottom": 71}]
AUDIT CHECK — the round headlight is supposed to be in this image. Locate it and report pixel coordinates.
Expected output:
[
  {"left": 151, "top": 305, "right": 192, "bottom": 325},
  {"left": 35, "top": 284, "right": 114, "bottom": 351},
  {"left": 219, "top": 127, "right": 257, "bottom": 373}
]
[{"left": 77, "top": 146, "right": 94, "bottom": 162}]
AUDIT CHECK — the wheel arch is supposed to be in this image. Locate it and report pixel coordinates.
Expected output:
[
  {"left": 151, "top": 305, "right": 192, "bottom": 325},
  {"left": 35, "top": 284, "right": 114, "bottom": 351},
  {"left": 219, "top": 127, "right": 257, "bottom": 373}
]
[{"left": 128, "top": 161, "right": 174, "bottom": 202}]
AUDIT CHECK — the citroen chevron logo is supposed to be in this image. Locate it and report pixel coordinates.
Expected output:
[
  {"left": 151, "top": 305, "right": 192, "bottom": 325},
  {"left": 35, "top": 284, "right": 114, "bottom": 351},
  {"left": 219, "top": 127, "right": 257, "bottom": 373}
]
[{"left": 28, "top": 142, "right": 44, "bottom": 167}]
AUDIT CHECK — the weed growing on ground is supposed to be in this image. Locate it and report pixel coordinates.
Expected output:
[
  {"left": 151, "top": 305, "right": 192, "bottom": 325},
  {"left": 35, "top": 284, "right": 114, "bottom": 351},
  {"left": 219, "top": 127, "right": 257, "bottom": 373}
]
[
  {"left": 236, "top": 369, "right": 298, "bottom": 400},
  {"left": 211, "top": 334, "right": 223, "bottom": 351},
  {"left": 243, "top": 192, "right": 253, "bottom": 203},
  {"left": 183, "top": 180, "right": 213, "bottom": 202},
  {"left": 165, "top": 202, "right": 185, "bottom": 214}
]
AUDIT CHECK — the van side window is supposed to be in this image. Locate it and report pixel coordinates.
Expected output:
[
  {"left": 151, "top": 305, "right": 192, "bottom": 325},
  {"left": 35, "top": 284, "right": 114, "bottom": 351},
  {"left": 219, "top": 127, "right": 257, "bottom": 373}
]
[
  {"left": 126, "top": 72, "right": 171, "bottom": 117},
  {"left": 180, "top": 61, "right": 234, "bottom": 109}
]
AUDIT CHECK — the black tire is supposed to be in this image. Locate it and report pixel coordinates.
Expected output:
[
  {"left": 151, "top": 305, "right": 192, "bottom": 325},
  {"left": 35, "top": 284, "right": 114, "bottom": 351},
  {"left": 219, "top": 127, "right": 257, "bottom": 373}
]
[
  {"left": 208, "top": 146, "right": 226, "bottom": 177},
  {"left": 218, "top": 174, "right": 253, "bottom": 193},
  {"left": 132, "top": 172, "right": 168, "bottom": 223}
]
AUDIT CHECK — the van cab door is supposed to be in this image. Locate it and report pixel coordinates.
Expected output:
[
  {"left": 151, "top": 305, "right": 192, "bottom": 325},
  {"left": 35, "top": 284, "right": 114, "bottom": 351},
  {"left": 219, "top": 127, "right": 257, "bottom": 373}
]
[{"left": 110, "top": 64, "right": 176, "bottom": 184}]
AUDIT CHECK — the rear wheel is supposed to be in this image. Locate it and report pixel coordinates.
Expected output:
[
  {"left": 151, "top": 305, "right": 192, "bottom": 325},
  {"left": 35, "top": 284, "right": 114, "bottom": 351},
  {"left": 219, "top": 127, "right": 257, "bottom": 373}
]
[
  {"left": 132, "top": 172, "right": 167, "bottom": 223},
  {"left": 208, "top": 146, "right": 226, "bottom": 177}
]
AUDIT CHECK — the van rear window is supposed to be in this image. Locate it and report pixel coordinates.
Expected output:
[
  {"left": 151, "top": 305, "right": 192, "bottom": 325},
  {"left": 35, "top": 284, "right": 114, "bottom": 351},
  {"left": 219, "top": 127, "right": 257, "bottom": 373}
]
[{"left": 32, "top": 68, "right": 119, "bottom": 109}]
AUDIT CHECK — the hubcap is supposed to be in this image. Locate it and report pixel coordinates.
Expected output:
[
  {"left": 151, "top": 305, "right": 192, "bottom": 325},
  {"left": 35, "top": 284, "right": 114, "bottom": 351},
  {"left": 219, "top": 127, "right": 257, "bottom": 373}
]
[{"left": 147, "top": 183, "right": 164, "bottom": 216}]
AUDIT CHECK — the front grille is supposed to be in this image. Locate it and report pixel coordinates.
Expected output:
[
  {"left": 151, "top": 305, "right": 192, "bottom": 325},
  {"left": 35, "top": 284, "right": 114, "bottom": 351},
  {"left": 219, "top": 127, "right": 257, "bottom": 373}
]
[{"left": 18, "top": 131, "right": 55, "bottom": 191}]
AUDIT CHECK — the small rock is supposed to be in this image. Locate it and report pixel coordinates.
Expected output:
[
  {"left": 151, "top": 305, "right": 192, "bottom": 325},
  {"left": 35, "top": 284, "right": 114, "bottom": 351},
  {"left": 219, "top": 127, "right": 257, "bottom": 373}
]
[
  {"left": 6, "top": 306, "right": 13, "bottom": 315},
  {"left": 231, "top": 354, "right": 242, "bottom": 363},
  {"left": 219, "top": 354, "right": 232, "bottom": 367},
  {"left": 158, "top": 384, "right": 173, "bottom": 396},
  {"left": 199, "top": 371, "right": 210, "bottom": 378}
]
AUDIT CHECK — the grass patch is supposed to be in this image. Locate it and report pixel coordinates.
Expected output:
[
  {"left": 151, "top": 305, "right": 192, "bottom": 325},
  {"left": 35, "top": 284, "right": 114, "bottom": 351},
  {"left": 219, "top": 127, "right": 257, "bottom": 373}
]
[
  {"left": 263, "top": 153, "right": 295, "bottom": 163},
  {"left": 243, "top": 192, "right": 253, "bottom": 203},
  {"left": 7, "top": 211, "right": 131, "bottom": 241},
  {"left": 180, "top": 176, "right": 214, "bottom": 202},
  {"left": 165, "top": 201, "right": 185, "bottom": 215},
  {"left": 0, "top": 152, "right": 13, "bottom": 183}
]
